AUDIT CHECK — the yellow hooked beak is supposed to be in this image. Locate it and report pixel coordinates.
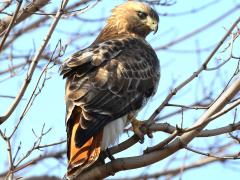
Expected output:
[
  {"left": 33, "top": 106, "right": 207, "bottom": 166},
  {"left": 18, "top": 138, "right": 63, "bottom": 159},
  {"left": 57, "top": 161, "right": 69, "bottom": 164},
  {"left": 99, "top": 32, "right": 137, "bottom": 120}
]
[{"left": 146, "top": 16, "right": 158, "bottom": 34}]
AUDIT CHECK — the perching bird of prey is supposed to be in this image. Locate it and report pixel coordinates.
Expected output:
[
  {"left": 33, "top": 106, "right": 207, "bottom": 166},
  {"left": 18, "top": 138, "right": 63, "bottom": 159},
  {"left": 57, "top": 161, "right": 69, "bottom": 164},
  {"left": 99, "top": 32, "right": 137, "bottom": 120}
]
[{"left": 60, "top": 1, "right": 160, "bottom": 178}]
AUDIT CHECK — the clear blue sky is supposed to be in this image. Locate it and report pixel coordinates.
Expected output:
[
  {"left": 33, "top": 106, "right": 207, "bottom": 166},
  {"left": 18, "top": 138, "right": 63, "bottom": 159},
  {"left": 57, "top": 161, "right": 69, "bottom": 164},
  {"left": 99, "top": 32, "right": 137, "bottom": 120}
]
[{"left": 0, "top": 0, "right": 239, "bottom": 179}]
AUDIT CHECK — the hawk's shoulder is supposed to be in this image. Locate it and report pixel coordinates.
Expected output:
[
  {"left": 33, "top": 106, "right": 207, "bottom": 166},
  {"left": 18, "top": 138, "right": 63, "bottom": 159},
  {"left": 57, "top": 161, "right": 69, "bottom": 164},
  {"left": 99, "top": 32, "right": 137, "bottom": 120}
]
[{"left": 59, "top": 37, "right": 149, "bottom": 79}]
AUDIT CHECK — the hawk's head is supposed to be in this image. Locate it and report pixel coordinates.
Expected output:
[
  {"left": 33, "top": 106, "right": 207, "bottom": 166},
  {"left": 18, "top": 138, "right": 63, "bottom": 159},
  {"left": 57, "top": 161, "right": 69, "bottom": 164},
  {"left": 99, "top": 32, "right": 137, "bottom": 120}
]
[{"left": 107, "top": 1, "right": 159, "bottom": 38}]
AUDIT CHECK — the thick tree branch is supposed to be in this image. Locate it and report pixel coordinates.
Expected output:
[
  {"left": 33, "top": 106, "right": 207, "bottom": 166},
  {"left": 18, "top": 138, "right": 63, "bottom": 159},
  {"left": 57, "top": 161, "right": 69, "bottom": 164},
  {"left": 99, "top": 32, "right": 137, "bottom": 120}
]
[{"left": 114, "top": 156, "right": 226, "bottom": 180}]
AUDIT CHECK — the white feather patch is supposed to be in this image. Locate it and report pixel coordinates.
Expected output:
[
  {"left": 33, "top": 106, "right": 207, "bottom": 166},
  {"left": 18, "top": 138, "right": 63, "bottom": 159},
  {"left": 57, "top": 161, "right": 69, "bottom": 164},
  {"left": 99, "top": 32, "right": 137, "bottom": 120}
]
[{"left": 100, "top": 115, "right": 128, "bottom": 150}]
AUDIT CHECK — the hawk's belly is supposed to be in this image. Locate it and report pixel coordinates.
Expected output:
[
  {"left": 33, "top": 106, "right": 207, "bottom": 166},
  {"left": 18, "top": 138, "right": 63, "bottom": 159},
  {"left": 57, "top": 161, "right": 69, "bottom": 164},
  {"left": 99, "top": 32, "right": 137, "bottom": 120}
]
[{"left": 100, "top": 115, "right": 129, "bottom": 150}]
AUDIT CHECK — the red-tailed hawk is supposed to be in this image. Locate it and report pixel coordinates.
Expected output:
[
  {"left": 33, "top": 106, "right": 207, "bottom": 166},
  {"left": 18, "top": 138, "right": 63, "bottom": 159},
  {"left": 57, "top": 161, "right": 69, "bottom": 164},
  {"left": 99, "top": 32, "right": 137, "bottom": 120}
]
[{"left": 60, "top": 1, "right": 160, "bottom": 179}]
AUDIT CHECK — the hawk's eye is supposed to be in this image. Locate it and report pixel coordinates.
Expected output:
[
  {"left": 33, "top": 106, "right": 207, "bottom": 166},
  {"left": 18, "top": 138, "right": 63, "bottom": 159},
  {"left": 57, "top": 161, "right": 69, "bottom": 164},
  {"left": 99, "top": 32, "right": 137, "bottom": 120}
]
[{"left": 137, "top": 11, "right": 147, "bottom": 19}]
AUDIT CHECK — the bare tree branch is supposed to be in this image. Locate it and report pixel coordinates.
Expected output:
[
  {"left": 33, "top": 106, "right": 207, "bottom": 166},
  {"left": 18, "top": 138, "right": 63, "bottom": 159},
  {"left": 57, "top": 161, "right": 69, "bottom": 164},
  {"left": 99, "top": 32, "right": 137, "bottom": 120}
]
[
  {"left": 0, "top": 0, "right": 22, "bottom": 51},
  {"left": 76, "top": 77, "right": 240, "bottom": 179},
  {"left": 0, "top": 0, "right": 70, "bottom": 124},
  {"left": 0, "top": 1, "right": 239, "bottom": 179},
  {"left": 156, "top": 5, "right": 240, "bottom": 49},
  {"left": 148, "top": 16, "right": 240, "bottom": 124},
  {"left": 0, "top": 0, "right": 50, "bottom": 34}
]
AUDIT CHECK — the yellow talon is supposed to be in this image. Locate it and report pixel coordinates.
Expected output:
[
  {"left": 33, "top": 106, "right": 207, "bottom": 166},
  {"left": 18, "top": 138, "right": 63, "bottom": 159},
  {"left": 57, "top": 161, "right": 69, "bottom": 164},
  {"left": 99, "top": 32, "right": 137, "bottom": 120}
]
[
  {"left": 128, "top": 113, "right": 153, "bottom": 143},
  {"left": 128, "top": 114, "right": 145, "bottom": 142},
  {"left": 132, "top": 118, "right": 145, "bottom": 138}
]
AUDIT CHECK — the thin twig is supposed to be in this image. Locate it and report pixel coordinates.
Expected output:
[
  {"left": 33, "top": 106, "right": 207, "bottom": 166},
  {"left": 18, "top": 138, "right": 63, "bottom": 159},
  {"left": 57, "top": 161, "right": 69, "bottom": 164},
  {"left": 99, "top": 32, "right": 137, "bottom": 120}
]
[
  {"left": 0, "top": 0, "right": 50, "bottom": 34},
  {"left": 147, "top": 16, "right": 240, "bottom": 125},
  {"left": 0, "top": 0, "right": 70, "bottom": 125},
  {"left": 0, "top": 0, "right": 22, "bottom": 51},
  {"left": 185, "top": 146, "right": 240, "bottom": 160},
  {"left": 156, "top": 5, "right": 240, "bottom": 49}
]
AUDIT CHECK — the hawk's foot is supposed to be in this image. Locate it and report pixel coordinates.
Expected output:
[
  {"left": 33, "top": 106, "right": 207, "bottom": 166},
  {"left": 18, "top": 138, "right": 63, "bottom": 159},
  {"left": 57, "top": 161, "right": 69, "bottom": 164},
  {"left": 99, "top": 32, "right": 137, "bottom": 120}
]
[{"left": 128, "top": 114, "right": 154, "bottom": 143}]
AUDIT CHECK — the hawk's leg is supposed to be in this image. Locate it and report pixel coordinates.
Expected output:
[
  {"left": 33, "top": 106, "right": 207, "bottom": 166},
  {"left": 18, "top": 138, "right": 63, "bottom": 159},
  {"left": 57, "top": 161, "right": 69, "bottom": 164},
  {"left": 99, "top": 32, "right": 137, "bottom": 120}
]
[
  {"left": 131, "top": 118, "right": 145, "bottom": 143},
  {"left": 106, "top": 148, "right": 115, "bottom": 161},
  {"left": 99, "top": 148, "right": 115, "bottom": 163},
  {"left": 128, "top": 114, "right": 153, "bottom": 143}
]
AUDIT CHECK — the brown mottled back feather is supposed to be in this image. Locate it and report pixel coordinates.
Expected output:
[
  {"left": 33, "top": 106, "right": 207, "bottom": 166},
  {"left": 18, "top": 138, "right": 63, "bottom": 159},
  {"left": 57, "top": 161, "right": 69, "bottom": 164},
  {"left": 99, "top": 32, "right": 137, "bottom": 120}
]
[{"left": 61, "top": 37, "right": 160, "bottom": 148}]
